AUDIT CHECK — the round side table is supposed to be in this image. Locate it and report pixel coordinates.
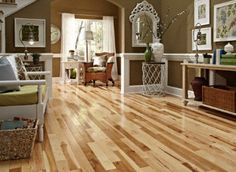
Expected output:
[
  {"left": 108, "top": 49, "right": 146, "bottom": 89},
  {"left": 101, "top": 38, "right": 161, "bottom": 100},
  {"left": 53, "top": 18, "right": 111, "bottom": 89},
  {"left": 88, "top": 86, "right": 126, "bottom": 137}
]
[{"left": 142, "top": 62, "right": 166, "bottom": 96}]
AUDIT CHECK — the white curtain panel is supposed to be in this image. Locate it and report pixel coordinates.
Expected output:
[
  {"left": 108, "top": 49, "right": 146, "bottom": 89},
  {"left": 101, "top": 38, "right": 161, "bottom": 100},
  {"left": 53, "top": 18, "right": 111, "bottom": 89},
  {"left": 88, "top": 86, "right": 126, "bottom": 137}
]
[
  {"left": 61, "top": 13, "right": 76, "bottom": 61},
  {"left": 102, "top": 16, "right": 118, "bottom": 80}
]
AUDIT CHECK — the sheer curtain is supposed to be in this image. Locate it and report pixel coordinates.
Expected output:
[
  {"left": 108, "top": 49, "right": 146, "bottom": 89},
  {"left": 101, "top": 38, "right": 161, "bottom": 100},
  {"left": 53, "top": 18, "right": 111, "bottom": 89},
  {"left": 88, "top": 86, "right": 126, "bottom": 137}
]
[
  {"left": 102, "top": 16, "right": 118, "bottom": 80},
  {"left": 61, "top": 13, "right": 76, "bottom": 61}
]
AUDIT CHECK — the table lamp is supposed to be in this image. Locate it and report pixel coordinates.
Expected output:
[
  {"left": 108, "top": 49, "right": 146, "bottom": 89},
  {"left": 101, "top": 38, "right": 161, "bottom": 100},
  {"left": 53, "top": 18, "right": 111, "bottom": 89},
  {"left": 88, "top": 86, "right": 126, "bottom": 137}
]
[
  {"left": 84, "top": 30, "right": 94, "bottom": 62},
  {"left": 193, "top": 23, "right": 202, "bottom": 63},
  {"left": 19, "top": 24, "right": 36, "bottom": 60}
]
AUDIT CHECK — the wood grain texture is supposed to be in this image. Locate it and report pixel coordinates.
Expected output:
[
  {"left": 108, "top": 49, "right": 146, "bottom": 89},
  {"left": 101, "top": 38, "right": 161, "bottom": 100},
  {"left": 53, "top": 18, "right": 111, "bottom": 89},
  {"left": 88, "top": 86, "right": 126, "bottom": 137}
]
[{"left": 1, "top": 82, "right": 236, "bottom": 172}]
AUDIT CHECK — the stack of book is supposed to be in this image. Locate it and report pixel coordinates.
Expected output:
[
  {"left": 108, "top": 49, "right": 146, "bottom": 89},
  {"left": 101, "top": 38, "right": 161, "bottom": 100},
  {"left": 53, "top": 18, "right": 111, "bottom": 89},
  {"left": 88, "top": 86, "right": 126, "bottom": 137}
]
[{"left": 221, "top": 53, "right": 236, "bottom": 65}]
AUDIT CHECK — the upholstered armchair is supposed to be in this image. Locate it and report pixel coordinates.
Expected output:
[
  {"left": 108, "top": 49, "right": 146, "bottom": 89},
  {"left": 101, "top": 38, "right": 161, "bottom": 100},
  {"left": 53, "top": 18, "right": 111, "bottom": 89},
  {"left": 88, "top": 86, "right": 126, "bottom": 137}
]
[{"left": 83, "top": 52, "right": 115, "bottom": 86}]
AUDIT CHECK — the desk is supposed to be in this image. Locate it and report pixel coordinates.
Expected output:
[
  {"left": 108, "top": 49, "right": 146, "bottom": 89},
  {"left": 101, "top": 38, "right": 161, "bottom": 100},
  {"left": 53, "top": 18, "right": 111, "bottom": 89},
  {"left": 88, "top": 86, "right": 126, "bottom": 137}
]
[
  {"left": 181, "top": 63, "right": 236, "bottom": 115},
  {"left": 61, "top": 60, "right": 84, "bottom": 84},
  {"left": 142, "top": 62, "right": 165, "bottom": 96}
]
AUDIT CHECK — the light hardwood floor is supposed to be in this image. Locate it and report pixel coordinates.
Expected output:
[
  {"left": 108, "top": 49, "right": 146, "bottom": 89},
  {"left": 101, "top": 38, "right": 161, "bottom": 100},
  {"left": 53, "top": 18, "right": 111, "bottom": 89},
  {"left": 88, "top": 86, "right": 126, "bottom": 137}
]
[{"left": 1, "top": 82, "right": 236, "bottom": 172}]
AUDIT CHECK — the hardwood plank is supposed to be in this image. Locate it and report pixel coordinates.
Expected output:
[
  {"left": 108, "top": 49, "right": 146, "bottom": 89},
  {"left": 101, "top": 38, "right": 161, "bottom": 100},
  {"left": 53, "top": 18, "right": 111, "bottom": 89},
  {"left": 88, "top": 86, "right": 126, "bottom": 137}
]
[{"left": 88, "top": 142, "right": 116, "bottom": 170}]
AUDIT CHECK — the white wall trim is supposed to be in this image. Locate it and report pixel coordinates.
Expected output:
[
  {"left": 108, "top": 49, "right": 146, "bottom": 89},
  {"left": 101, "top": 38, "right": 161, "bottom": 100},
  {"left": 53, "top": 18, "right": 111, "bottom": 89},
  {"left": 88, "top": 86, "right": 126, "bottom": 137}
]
[
  {"left": 53, "top": 53, "right": 62, "bottom": 58},
  {"left": 121, "top": 53, "right": 144, "bottom": 94},
  {"left": 1, "top": 17, "right": 5, "bottom": 53},
  {"left": 3, "top": 0, "right": 37, "bottom": 17},
  {"left": 165, "top": 86, "right": 194, "bottom": 98}
]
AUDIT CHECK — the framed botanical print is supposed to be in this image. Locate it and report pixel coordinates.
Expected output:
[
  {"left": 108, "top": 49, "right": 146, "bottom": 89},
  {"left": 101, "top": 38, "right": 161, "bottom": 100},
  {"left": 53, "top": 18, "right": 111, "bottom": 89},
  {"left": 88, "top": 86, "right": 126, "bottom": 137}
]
[
  {"left": 15, "top": 18, "right": 46, "bottom": 47},
  {"left": 214, "top": 0, "right": 236, "bottom": 42},
  {"left": 194, "top": 0, "right": 210, "bottom": 26},
  {"left": 192, "top": 27, "right": 212, "bottom": 51}
]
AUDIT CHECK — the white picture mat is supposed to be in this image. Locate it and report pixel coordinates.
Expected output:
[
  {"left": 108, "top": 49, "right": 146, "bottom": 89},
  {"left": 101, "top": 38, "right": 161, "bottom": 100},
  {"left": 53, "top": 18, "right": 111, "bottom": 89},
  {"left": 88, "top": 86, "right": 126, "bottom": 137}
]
[
  {"left": 194, "top": 0, "right": 210, "bottom": 26},
  {"left": 192, "top": 27, "right": 212, "bottom": 50},
  {"left": 14, "top": 18, "right": 46, "bottom": 47},
  {"left": 214, "top": 0, "right": 236, "bottom": 42}
]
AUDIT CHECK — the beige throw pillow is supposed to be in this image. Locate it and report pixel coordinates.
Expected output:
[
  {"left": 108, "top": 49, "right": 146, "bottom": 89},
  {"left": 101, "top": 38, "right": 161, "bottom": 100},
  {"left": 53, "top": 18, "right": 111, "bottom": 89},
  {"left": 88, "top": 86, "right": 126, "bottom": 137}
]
[{"left": 93, "top": 55, "right": 107, "bottom": 67}]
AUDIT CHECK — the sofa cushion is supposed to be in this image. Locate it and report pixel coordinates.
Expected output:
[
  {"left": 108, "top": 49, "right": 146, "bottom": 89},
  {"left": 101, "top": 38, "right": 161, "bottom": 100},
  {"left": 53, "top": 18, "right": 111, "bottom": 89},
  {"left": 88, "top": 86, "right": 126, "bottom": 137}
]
[
  {"left": 0, "top": 56, "right": 20, "bottom": 93},
  {"left": 87, "top": 66, "right": 106, "bottom": 73},
  {"left": 0, "top": 85, "right": 46, "bottom": 106},
  {"left": 5, "top": 55, "right": 19, "bottom": 79}
]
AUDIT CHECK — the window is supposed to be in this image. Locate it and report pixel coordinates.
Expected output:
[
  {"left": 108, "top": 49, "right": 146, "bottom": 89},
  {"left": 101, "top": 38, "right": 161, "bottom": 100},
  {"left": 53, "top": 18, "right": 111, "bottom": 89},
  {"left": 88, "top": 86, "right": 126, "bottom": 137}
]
[{"left": 75, "top": 19, "right": 103, "bottom": 59}]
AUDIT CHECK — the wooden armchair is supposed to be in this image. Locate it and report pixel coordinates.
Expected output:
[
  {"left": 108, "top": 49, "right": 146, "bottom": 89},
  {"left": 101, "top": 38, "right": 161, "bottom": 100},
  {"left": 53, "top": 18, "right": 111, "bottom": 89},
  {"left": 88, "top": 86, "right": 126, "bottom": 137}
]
[{"left": 83, "top": 52, "right": 115, "bottom": 86}]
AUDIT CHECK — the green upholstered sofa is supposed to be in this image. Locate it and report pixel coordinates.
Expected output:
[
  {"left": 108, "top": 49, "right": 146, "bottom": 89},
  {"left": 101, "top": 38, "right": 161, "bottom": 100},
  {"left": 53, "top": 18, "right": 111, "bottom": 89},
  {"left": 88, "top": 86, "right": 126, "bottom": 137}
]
[
  {"left": 0, "top": 71, "right": 51, "bottom": 142},
  {"left": 0, "top": 54, "right": 51, "bottom": 142}
]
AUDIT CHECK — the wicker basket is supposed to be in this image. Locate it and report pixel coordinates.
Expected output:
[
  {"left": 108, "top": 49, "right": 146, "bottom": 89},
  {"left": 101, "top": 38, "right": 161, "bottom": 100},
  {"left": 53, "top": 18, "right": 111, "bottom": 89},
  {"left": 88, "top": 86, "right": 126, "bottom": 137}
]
[
  {"left": 202, "top": 86, "right": 236, "bottom": 112},
  {"left": 0, "top": 120, "right": 38, "bottom": 161}
]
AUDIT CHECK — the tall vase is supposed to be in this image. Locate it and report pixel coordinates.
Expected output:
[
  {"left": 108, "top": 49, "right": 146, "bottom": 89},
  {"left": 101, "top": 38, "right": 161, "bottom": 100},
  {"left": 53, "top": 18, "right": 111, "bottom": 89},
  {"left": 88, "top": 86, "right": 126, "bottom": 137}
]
[
  {"left": 191, "top": 77, "right": 208, "bottom": 101},
  {"left": 152, "top": 39, "right": 164, "bottom": 62},
  {"left": 144, "top": 43, "right": 152, "bottom": 62}
]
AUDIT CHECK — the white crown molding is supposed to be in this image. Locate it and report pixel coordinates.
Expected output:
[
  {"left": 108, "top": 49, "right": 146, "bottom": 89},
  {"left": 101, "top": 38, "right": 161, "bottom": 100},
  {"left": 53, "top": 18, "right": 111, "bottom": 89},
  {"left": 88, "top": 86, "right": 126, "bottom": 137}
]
[{"left": 3, "top": 0, "right": 37, "bottom": 17}]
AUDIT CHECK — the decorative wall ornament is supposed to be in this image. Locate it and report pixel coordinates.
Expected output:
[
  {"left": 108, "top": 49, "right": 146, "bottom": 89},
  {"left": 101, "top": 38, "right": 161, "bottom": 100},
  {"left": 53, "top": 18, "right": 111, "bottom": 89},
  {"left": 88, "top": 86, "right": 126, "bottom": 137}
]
[
  {"left": 129, "top": 0, "right": 160, "bottom": 23},
  {"left": 194, "top": 0, "right": 210, "bottom": 26},
  {"left": 129, "top": 0, "right": 160, "bottom": 47},
  {"left": 214, "top": 0, "right": 236, "bottom": 42}
]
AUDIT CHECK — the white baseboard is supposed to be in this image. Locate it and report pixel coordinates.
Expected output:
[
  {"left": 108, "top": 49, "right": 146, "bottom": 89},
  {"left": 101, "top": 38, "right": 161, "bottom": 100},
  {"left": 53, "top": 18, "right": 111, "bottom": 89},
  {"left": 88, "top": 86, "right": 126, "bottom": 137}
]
[
  {"left": 165, "top": 86, "right": 194, "bottom": 98},
  {"left": 121, "top": 85, "right": 143, "bottom": 94}
]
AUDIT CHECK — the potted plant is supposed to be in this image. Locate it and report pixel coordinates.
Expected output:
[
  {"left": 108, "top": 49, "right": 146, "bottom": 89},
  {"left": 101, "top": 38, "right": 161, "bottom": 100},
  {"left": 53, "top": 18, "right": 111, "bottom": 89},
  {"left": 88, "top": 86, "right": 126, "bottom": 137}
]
[
  {"left": 203, "top": 53, "right": 212, "bottom": 64},
  {"left": 31, "top": 53, "right": 41, "bottom": 65}
]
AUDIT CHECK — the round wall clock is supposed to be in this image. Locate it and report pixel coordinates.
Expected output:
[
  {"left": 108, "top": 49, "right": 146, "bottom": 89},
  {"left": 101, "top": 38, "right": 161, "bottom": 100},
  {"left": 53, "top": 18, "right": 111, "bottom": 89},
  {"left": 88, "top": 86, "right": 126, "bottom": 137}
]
[{"left": 51, "top": 24, "right": 61, "bottom": 44}]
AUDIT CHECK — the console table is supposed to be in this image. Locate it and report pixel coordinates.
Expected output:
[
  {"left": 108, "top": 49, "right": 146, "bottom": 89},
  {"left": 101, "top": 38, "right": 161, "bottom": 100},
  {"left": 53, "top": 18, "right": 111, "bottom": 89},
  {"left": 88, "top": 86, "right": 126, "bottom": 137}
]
[
  {"left": 142, "top": 62, "right": 165, "bottom": 96},
  {"left": 181, "top": 63, "right": 236, "bottom": 115}
]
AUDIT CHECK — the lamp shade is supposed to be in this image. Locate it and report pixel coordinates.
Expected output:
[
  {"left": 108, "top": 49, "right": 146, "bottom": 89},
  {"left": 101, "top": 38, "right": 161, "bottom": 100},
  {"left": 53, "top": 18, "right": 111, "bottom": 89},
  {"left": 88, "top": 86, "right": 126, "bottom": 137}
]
[{"left": 84, "top": 30, "right": 94, "bottom": 41}]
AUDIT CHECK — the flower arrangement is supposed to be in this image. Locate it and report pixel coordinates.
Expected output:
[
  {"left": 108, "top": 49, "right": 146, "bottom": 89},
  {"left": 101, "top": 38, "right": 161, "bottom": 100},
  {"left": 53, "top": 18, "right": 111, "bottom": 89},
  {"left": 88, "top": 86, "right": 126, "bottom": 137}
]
[{"left": 156, "top": 9, "right": 188, "bottom": 39}]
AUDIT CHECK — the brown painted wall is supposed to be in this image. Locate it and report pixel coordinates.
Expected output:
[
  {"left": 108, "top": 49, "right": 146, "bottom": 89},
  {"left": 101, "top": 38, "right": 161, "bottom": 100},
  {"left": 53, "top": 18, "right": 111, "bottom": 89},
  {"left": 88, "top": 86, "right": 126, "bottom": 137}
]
[
  {"left": 162, "top": 0, "right": 236, "bottom": 53},
  {"left": 130, "top": 60, "right": 144, "bottom": 85},
  {"left": 5, "top": 0, "right": 51, "bottom": 53},
  {"left": 52, "top": 58, "right": 60, "bottom": 77}
]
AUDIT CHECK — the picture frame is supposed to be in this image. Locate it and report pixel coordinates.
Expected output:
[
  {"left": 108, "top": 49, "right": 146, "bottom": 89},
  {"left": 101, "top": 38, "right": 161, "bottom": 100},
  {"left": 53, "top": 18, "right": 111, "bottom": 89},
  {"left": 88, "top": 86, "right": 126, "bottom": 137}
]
[
  {"left": 194, "top": 0, "right": 210, "bottom": 26},
  {"left": 192, "top": 27, "right": 212, "bottom": 51},
  {"left": 14, "top": 18, "right": 46, "bottom": 47},
  {"left": 214, "top": 0, "right": 236, "bottom": 42}
]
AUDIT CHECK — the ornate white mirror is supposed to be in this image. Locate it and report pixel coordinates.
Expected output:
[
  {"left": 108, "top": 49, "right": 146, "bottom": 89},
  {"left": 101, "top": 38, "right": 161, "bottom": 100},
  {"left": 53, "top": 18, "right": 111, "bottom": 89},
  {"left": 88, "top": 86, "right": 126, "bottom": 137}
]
[{"left": 129, "top": 0, "right": 160, "bottom": 47}]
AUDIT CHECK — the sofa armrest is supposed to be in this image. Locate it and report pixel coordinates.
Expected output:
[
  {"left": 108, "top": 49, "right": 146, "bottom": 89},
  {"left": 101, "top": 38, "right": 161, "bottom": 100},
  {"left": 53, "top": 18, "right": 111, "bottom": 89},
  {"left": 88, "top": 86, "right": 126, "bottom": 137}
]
[
  {"left": 26, "top": 71, "right": 52, "bottom": 98},
  {"left": 82, "top": 62, "right": 93, "bottom": 72},
  {"left": 27, "top": 71, "right": 51, "bottom": 76},
  {"left": 0, "top": 80, "right": 46, "bottom": 86}
]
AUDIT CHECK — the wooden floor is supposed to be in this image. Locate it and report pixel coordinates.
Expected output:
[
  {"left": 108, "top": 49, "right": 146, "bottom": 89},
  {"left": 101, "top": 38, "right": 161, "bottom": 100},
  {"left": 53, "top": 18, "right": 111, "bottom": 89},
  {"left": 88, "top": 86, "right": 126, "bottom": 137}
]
[{"left": 1, "top": 82, "right": 236, "bottom": 172}]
